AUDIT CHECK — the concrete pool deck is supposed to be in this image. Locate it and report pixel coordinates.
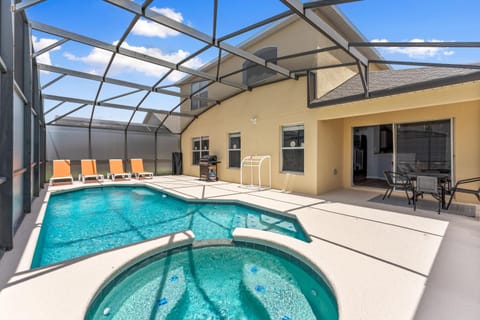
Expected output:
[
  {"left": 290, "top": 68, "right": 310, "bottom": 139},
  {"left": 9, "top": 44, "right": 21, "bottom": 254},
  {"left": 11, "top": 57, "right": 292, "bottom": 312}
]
[{"left": 0, "top": 175, "right": 478, "bottom": 319}]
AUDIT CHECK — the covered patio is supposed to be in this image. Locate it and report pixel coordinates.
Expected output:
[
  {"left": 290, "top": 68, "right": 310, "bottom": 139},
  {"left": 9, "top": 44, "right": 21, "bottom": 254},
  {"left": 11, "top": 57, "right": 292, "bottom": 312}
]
[
  {"left": 0, "top": 176, "right": 478, "bottom": 319},
  {"left": 1, "top": 0, "right": 480, "bottom": 319}
]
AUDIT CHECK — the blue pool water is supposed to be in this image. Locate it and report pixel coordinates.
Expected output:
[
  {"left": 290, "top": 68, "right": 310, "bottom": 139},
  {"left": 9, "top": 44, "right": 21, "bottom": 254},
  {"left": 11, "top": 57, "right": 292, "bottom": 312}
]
[
  {"left": 86, "top": 245, "right": 338, "bottom": 320},
  {"left": 32, "top": 186, "right": 309, "bottom": 268}
]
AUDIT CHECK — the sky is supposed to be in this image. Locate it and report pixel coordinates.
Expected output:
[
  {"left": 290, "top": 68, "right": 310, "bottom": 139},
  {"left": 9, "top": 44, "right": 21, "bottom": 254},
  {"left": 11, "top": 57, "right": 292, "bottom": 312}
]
[
  {"left": 25, "top": 0, "right": 480, "bottom": 128},
  {"left": 338, "top": 0, "right": 480, "bottom": 64}
]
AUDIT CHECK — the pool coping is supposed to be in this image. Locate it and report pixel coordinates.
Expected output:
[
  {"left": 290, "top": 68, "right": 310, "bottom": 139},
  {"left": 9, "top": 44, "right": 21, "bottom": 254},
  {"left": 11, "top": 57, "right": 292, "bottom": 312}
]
[
  {"left": 21, "top": 183, "right": 311, "bottom": 271},
  {"left": 0, "top": 231, "right": 195, "bottom": 320},
  {"left": 1, "top": 177, "right": 452, "bottom": 320}
]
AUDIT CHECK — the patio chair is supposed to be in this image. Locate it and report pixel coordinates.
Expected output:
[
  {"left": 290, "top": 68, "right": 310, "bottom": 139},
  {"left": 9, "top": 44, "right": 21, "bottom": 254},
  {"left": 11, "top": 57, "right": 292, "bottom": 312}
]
[
  {"left": 108, "top": 159, "right": 131, "bottom": 181},
  {"left": 130, "top": 158, "right": 153, "bottom": 179},
  {"left": 79, "top": 159, "right": 104, "bottom": 183},
  {"left": 383, "top": 171, "right": 414, "bottom": 204},
  {"left": 49, "top": 160, "right": 74, "bottom": 186},
  {"left": 446, "top": 177, "right": 480, "bottom": 209},
  {"left": 414, "top": 175, "right": 441, "bottom": 214}
]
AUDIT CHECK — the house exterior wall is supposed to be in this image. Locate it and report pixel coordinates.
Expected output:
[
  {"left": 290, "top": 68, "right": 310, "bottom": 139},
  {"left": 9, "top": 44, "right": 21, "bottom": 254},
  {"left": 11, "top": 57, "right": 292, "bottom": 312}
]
[
  {"left": 317, "top": 118, "right": 345, "bottom": 193},
  {"left": 179, "top": 17, "right": 363, "bottom": 115},
  {"left": 182, "top": 73, "right": 480, "bottom": 204},
  {"left": 179, "top": 11, "right": 480, "bottom": 202},
  {"left": 181, "top": 77, "right": 319, "bottom": 194},
  {"left": 340, "top": 84, "right": 480, "bottom": 202}
]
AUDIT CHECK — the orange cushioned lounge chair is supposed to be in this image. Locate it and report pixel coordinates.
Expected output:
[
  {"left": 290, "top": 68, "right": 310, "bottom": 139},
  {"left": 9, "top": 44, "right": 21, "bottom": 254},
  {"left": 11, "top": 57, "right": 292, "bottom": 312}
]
[
  {"left": 49, "top": 159, "right": 74, "bottom": 186},
  {"left": 130, "top": 159, "right": 153, "bottom": 179},
  {"left": 79, "top": 159, "right": 104, "bottom": 183},
  {"left": 108, "top": 159, "right": 131, "bottom": 181}
]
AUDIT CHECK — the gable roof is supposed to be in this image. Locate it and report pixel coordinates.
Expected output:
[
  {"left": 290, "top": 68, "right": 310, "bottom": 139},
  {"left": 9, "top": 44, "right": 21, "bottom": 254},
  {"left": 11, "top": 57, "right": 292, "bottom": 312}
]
[{"left": 312, "top": 66, "right": 480, "bottom": 107}]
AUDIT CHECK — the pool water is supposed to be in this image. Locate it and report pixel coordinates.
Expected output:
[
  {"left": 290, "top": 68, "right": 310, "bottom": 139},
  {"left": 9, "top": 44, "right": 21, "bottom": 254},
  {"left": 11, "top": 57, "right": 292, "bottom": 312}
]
[
  {"left": 32, "top": 186, "right": 309, "bottom": 268},
  {"left": 86, "top": 246, "right": 338, "bottom": 320}
]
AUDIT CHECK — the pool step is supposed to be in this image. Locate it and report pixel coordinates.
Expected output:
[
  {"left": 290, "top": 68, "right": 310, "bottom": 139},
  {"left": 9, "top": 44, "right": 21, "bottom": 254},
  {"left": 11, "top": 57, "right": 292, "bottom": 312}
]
[
  {"left": 111, "top": 267, "right": 186, "bottom": 319},
  {"left": 241, "top": 263, "right": 316, "bottom": 320},
  {"left": 245, "top": 214, "right": 298, "bottom": 233}
]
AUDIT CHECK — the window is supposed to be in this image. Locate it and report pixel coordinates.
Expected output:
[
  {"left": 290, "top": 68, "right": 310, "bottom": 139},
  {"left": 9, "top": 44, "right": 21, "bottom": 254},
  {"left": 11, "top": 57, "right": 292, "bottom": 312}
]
[
  {"left": 192, "top": 136, "right": 209, "bottom": 165},
  {"left": 282, "top": 125, "right": 304, "bottom": 173},
  {"left": 191, "top": 80, "right": 209, "bottom": 111},
  {"left": 228, "top": 132, "right": 241, "bottom": 168},
  {"left": 242, "top": 47, "right": 277, "bottom": 86}
]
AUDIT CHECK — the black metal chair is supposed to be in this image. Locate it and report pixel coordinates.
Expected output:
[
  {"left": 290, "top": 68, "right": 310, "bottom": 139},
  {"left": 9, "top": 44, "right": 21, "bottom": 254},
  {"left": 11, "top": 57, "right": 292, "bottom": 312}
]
[
  {"left": 446, "top": 177, "right": 480, "bottom": 209},
  {"left": 413, "top": 176, "right": 442, "bottom": 214},
  {"left": 383, "top": 171, "right": 414, "bottom": 204}
]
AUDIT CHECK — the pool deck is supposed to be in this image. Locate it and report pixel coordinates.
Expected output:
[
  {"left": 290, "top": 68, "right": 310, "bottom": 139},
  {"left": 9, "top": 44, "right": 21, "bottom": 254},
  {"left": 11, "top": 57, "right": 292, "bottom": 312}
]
[{"left": 0, "top": 175, "right": 479, "bottom": 319}]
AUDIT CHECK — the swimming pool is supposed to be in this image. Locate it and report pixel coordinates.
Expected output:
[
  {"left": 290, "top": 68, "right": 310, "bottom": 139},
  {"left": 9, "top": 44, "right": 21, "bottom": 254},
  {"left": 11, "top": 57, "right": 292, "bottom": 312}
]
[
  {"left": 86, "top": 245, "right": 338, "bottom": 320},
  {"left": 32, "top": 186, "right": 309, "bottom": 268}
]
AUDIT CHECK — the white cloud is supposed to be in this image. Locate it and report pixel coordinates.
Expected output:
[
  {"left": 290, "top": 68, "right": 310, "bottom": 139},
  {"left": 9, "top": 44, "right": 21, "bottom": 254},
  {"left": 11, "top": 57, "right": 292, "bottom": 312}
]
[
  {"left": 132, "top": 7, "right": 183, "bottom": 38},
  {"left": 32, "top": 36, "right": 62, "bottom": 65},
  {"left": 64, "top": 41, "right": 204, "bottom": 82},
  {"left": 371, "top": 38, "right": 455, "bottom": 59}
]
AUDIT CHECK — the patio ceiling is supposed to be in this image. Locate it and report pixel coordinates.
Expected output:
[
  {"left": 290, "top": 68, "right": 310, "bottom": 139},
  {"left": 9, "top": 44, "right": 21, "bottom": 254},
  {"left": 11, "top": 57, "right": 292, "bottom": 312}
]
[{"left": 13, "top": 0, "right": 480, "bottom": 134}]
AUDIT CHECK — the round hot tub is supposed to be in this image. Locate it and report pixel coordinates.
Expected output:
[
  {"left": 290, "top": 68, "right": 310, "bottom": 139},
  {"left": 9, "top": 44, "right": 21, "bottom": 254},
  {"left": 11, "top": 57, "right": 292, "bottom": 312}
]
[{"left": 86, "top": 245, "right": 338, "bottom": 320}]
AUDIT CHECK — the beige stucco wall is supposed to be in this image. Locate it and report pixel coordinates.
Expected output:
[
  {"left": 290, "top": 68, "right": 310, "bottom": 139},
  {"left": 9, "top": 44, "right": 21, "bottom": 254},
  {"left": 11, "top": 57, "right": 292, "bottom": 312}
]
[
  {"left": 339, "top": 84, "right": 480, "bottom": 202},
  {"left": 317, "top": 118, "right": 345, "bottom": 193},
  {"left": 181, "top": 77, "right": 319, "bottom": 194},
  {"left": 342, "top": 100, "right": 480, "bottom": 178},
  {"left": 182, "top": 73, "right": 480, "bottom": 203},
  {"left": 179, "top": 17, "right": 372, "bottom": 115}
]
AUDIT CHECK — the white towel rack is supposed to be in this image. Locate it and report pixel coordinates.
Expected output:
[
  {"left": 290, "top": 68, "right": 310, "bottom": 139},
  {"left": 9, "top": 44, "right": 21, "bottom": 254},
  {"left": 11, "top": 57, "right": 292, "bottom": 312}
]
[{"left": 240, "top": 155, "right": 271, "bottom": 190}]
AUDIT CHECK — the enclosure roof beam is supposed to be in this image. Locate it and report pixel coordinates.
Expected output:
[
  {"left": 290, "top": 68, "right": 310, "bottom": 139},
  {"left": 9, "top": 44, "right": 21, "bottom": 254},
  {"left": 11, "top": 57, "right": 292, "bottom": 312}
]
[
  {"left": 29, "top": 20, "right": 247, "bottom": 90},
  {"left": 350, "top": 41, "right": 480, "bottom": 48},
  {"left": 98, "top": 89, "right": 143, "bottom": 104},
  {"left": 217, "top": 11, "right": 292, "bottom": 42},
  {"left": 217, "top": 0, "right": 359, "bottom": 43},
  {"left": 32, "top": 38, "right": 68, "bottom": 58},
  {"left": 12, "top": 0, "right": 46, "bottom": 12},
  {"left": 47, "top": 104, "right": 87, "bottom": 125},
  {"left": 0, "top": 56, "right": 7, "bottom": 73},
  {"left": 104, "top": 0, "right": 295, "bottom": 79},
  {"left": 280, "top": 0, "right": 368, "bottom": 66},
  {"left": 291, "top": 62, "right": 357, "bottom": 74},
  {"left": 36, "top": 63, "right": 218, "bottom": 102},
  {"left": 369, "top": 60, "right": 480, "bottom": 70},
  {"left": 303, "top": 0, "right": 361, "bottom": 9},
  {"left": 42, "top": 94, "right": 195, "bottom": 118},
  {"left": 212, "top": 0, "right": 218, "bottom": 41},
  {"left": 125, "top": 68, "right": 173, "bottom": 131},
  {"left": 43, "top": 101, "right": 65, "bottom": 115},
  {"left": 154, "top": 80, "right": 215, "bottom": 133},
  {"left": 40, "top": 73, "right": 66, "bottom": 90},
  {"left": 91, "top": 5, "right": 145, "bottom": 129},
  {"left": 47, "top": 122, "right": 167, "bottom": 132},
  {"left": 274, "top": 45, "right": 339, "bottom": 61}
]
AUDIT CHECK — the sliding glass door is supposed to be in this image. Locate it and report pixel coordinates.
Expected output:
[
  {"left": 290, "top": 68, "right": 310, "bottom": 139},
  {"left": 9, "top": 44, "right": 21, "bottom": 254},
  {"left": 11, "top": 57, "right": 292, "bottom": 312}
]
[
  {"left": 352, "top": 119, "right": 452, "bottom": 188},
  {"left": 352, "top": 124, "right": 393, "bottom": 188},
  {"left": 396, "top": 119, "right": 452, "bottom": 175}
]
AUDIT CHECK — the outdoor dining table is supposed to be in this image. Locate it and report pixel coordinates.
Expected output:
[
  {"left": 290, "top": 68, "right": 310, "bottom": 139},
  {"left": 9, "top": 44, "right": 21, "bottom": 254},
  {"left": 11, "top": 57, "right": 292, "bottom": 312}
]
[{"left": 407, "top": 172, "right": 451, "bottom": 209}]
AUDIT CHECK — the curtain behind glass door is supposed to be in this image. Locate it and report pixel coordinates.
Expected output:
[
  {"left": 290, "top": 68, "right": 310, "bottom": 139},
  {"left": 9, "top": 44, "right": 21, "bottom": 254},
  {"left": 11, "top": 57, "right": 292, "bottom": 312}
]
[{"left": 396, "top": 120, "right": 451, "bottom": 175}]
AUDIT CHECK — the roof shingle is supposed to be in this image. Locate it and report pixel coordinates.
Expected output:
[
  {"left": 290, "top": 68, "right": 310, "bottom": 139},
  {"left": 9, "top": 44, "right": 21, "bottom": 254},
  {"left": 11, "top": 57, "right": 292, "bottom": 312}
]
[{"left": 313, "top": 67, "right": 480, "bottom": 107}]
